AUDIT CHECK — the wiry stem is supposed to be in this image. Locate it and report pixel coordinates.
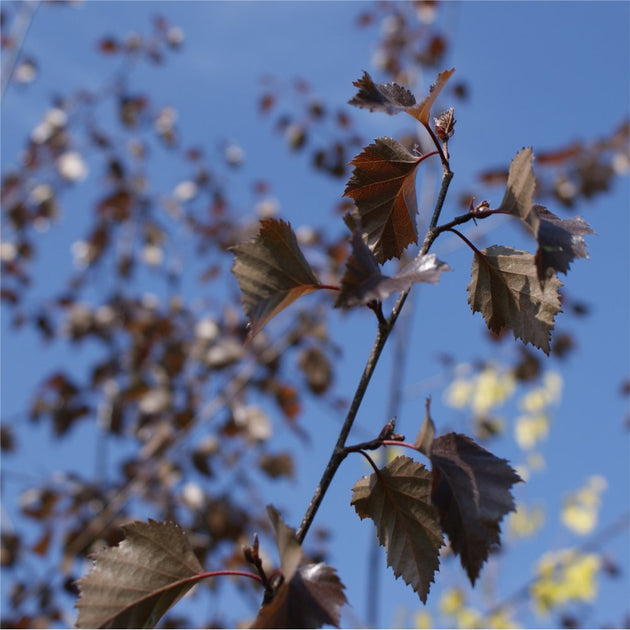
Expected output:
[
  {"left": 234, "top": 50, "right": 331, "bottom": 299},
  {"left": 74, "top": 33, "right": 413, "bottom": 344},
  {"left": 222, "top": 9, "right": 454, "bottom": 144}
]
[{"left": 296, "top": 155, "right": 454, "bottom": 544}]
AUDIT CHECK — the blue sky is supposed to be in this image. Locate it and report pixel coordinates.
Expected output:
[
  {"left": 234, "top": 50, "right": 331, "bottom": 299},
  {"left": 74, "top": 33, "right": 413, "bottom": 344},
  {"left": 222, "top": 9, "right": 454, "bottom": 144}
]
[{"left": 2, "top": 2, "right": 629, "bottom": 628}]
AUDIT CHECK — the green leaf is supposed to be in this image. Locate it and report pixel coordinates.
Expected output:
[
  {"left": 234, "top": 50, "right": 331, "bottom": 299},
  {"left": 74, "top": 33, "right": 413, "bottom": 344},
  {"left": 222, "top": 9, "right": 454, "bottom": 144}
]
[
  {"left": 75, "top": 520, "right": 204, "bottom": 629},
  {"left": 430, "top": 433, "right": 522, "bottom": 585},
  {"left": 335, "top": 226, "right": 450, "bottom": 308},
  {"left": 467, "top": 245, "right": 562, "bottom": 354},
  {"left": 230, "top": 219, "right": 322, "bottom": 337},
  {"left": 351, "top": 455, "right": 443, "bottom": 603},
  {"left": 344, "top": 137, "right": 422, "bottom": 263}
]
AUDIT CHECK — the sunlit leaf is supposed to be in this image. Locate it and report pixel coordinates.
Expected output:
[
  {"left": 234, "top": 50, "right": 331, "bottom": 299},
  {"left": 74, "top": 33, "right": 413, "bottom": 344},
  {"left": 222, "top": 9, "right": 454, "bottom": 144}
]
[
  {"left": 533, "top": 205, "right": 594, "bottom": 281},
  {"left": 251, "top": 562, "right": 347, "bottom": 629},
  {"left": 406, "top": 68, "right": 456, "bottom": 125},
  {"left": 496, "top": 147, "right": 536, "bottom": 222},
  {"left": 344, "top": 138, "right": 422, "bottom": 263},
  {"left": 267, "top": 505, "right": 302, "bottom": 581},
  {"left": 335, "top": 228, "right": 450, "bottom": 307},
  {"left": 378, "top": 253, "right": 450, "bottom": 298},
  {"left": 75, "top": 520, "right": 204, "bottom": 629},
  {"left": 351, "top": 455, "right": 443, "bottom": 603},
  {"left": 348, "top": 71, "right": 417, "bottom": 114},
  {"left": 231, "top": 219, "right": 322, "bottom": 337},
  {"left": 348, "top": 68, "right": 455, "bottom": 126},
  {"left": 430, "top": 433, "right": 522, "bottom": 585},
  {"left": 414, "top": 398, "right": 436, "bottom": 457},
  {"left": 253, "top": 506, "right": 346, "bottom": 628},
  {"left": 467, "top": 245, "right": 562, "bottom": 354},
  {"left": 494, "top": 148, "right": 593, "bottom": 282}
]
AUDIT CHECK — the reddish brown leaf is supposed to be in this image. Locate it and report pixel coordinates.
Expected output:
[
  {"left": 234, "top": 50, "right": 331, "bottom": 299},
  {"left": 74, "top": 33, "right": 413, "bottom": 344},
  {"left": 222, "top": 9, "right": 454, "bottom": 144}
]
[
  {"left": 496, "top": 147, "right": 536, "bottom": 222},
  {"left": 344, "top": 138, "right": 423, "bottom": 263},
  {"left": 429, "top": 433, "right": 522, "bottom": 585},
  {"left": 351, "top": 456, "right": 443, "bottom": 603},
  {"left": 253, "top": 507, "right": 347, "bottom": 628},
  {"left": 298, "top": 347, "right": 332, "bottom": 395},
  {"left": 348, "top": 71, "right": 417, "bottom": 115},
  {"left": 414, "top": 398, "right": 436, "bottom": 457},
  {"left": 252, "top": 562, "right": 347, "bottom": 629},
  {"left": 98, "top": 38, "right": 119, "bottom": 54},
  {"left": 532, "top": 205, "right": 594, "bottom": 282},
  {"left": 335, "top": 227, "right": 450, "bottom": 307},
  {"left": 274, "top": 383, "right": 301, "bottom": 421},
  {"left": 230, "top": 219, "right": 322, "bottom": 338},
  {"left": 32, "top": 529, "right": 53, "bottom": 557},
  {"left": 467, "top": 245, "right": 562, "bottom": 354},
  {"left": 493, "top": 148, "right": 593, "bottom": 282},
  {"left": 348, "top": 68, "right": 455, "bottom": 126},
  {"left": 258, "top": 453, "right": 295, "bottom": 479},
  {"left": 75, "top": 520, "right": 204, "bottom": 629},
  {"left": 267, "top": 505, "right": 301, "bottom": 581},
  {"left": 406, "top": 68, "right": 455, "bottom": 125}
]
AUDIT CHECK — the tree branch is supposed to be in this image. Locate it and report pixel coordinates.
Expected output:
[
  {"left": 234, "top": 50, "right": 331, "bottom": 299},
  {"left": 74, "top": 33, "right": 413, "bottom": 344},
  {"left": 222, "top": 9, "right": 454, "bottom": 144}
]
[{"left": 296, "top": 158, "right": 454, "bottom": 544}]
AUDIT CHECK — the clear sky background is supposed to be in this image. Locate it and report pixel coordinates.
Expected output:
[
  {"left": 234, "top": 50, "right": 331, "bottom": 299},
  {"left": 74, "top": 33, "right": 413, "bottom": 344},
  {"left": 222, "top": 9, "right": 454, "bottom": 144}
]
[{"left": 1, "top": 2, "right": 629, "bottom": 628}]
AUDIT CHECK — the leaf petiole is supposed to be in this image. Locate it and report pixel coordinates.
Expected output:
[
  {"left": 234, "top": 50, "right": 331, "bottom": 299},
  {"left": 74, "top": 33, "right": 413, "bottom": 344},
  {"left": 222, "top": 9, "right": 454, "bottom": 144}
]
[
  {"left": 196, "top": 569, "right": 264, "bottom": 584},
  {"left": 447, "top": 227, "right": 483, "bottom": 256}
]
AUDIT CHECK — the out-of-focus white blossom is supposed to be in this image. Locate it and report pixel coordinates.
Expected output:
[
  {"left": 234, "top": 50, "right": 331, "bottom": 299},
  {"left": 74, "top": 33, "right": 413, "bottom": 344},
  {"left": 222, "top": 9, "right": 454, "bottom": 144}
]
[
  {"left": 225, "top": 143, "right": 245, "bottom": 166},
  {"left": 0, "top": 242, "right": 17, "bottom": 262},
  {"left": 56, "top": 151, "right": 88, "bottom": 182},
  {"left": 31, "top": 108, "right": 68, "bottom": 143},
  {"left": 195, "top": 317, "right": 220, "bottom": 342},
  {"left": 142, "top": 244, "right": 163, "bottom": 267},
  {"left": 173, "top": 180, "right": 197, "bottom": 202},
  {"left": 255, "top": 196, "right": 280, "bottom": 218}
]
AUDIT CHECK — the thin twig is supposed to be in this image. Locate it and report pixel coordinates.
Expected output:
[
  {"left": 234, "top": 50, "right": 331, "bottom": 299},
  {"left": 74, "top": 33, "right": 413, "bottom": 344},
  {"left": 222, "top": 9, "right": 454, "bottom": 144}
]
[
  {"left": 1, "top": 0, "right": 40, "bottom": 100},
  {"left": 433, "top": 206, "right": 499, "bottom": 237}
]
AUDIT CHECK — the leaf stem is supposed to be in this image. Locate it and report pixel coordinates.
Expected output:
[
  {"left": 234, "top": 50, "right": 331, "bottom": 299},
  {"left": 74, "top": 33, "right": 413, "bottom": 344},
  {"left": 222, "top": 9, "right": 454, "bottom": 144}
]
[
  {"left": 296, "top": 158, "right": 454, "bottom": 545},
  {"left": 424, "top": 123, "right": 449, "bottom": 170},
  {"left": 381, "top": 439, "right": 421, "bottom": 451},
  {"left": 433, "top": 207, "right": 498, "bottom": 237},
  {"left": 367, "top": 300, "right": 388, "bottom": 331},
  {"left": 196, "top": 569, "right": 264, "bottom": 584},
  {"left": 447, "top": 228, "right": 483, "bottom": 256},
  {"left": 357, "top": 449, "right": 381, "bottom": 476}
]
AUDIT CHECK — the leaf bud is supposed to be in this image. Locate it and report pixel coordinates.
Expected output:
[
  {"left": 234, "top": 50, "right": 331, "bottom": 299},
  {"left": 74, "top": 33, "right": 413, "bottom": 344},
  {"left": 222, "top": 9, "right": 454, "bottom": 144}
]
[
  {"left": 243, "top": 533, "right": 260, "bottom": 565},
  {"left": 434, "top": 107, "right": 456, "bottom": 140}
]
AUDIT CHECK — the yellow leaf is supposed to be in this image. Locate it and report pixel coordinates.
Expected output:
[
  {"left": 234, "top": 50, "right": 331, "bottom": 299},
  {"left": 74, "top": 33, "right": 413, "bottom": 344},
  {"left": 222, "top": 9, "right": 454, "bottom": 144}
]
[
  {"left": 508, "top": 503, "right": 545, "bottom": 538},
  {"left": 486, "top": 609, "right": 519, "bottom": 629},
  {"left": 561, "top": 475, "right": 607, "bottom": 535},
  {"left": 531, "top": 549, "right": 601, "bottom": 616},
  {"left": 445, "top": 378, "right": 474, "bottom": 409},
  {"left": 414, "top": 611, "right": 433, "bottom": 629},
  {"left": 439, "top": 587, "right": 465, "bottom": 616},
  {"left": 515, "top": 413, "right": 549, "bottom": 450}
]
